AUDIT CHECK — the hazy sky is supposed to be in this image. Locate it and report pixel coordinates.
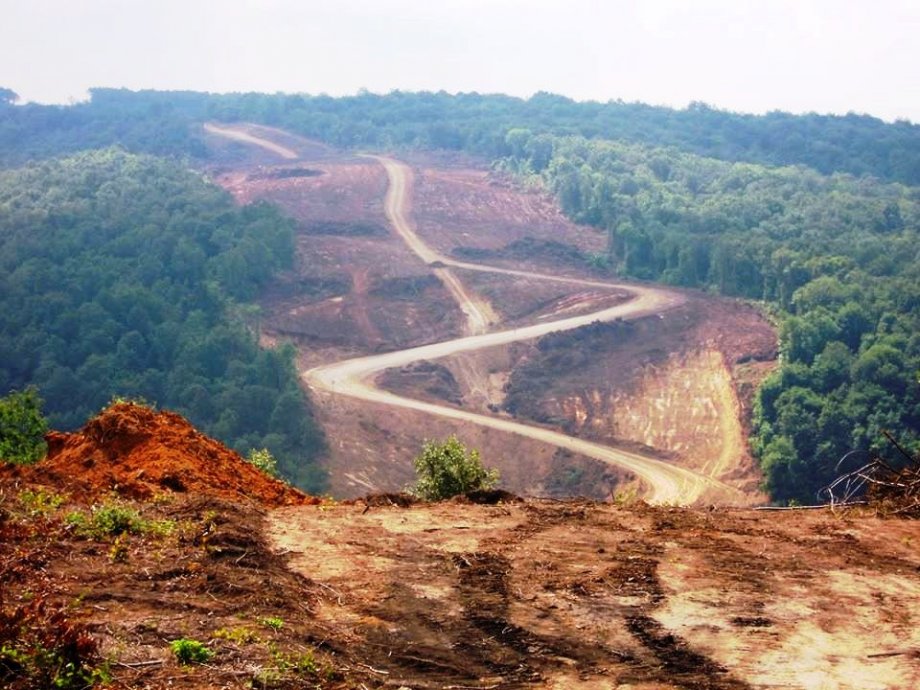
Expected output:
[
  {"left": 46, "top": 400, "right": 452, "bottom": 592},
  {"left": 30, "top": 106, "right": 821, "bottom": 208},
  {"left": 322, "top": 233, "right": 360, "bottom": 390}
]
[{"left": 2, "top": 0, "right": 918, "bottom": 122}]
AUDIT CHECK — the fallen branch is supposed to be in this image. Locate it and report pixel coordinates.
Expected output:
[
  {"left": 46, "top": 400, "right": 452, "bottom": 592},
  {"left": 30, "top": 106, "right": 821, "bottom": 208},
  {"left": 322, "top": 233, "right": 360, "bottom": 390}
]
[
  {"left": 113, "top": 659, "right": 165, "bottom": 668},
  {"left": 355, "top": 661, "right": 389, "bottom": 675},
  {"left": 754, "top": 503, "right": 866, "bottom": 511}
]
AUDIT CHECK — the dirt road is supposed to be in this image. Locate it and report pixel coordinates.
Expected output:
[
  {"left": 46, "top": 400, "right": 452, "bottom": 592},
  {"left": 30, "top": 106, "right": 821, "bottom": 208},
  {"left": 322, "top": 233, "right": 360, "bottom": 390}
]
[
  {"left": 204, "top": 123, "right": 744, "bottom": 504},
  {"left": 204, "top": 123, "right": 300, "bottom": 159},
  {"left": 308, "top": 157, "right": 740, "bottom": 505}
]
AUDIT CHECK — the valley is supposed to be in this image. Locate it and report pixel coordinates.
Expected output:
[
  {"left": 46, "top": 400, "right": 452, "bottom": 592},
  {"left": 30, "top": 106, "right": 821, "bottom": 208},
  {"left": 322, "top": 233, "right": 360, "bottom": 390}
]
[{"left": 206, "top": 124, "right": 775, "bottom": 505}]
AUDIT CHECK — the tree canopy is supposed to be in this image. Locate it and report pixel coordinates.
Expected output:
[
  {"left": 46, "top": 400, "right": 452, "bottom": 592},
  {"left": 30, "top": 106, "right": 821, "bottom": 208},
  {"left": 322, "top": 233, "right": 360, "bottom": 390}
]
[
  {"left": 502, "top": 135, "right": 920, "bottom": 502},
  {"left": 0, "top": 149, "right": 325, "bottom": 490}
]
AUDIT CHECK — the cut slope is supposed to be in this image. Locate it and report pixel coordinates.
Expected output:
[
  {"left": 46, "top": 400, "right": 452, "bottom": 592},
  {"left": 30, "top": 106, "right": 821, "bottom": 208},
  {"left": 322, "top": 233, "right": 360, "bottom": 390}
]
[{"left": 1, "top": 403, "right": 314, "bottom": 507}]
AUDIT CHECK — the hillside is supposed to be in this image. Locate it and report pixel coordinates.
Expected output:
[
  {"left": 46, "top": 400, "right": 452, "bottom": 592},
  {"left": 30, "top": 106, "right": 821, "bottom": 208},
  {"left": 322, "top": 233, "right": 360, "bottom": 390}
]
[
  {"left": 0, "top": 149, "right": 326, "bottom": 492},
  {"left": 2, "top": 89, "right": 917, "bottom": 506},
  {"left": 2, "top": 407, "right": 919, "bottom": 689}
]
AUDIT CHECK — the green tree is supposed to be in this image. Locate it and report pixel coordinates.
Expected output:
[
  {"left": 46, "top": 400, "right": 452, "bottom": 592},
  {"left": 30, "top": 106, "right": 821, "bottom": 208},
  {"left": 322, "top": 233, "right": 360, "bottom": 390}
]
[
  {"left": 0, "top": 387, "right": 49, "bottom": 464},
  {"left": 411, "top": 435, "right": 498, "bottom": 500}
]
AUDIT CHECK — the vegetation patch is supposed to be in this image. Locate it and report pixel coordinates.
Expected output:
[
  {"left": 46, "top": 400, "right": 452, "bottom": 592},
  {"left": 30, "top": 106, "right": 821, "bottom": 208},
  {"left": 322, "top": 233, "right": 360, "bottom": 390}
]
[
  {"left": 0, "top": 389, "right": 48, "bottom": 465},
  {"left": 411, "top": 435, "right": 499, "bottom": 501},
  {"left": 170, "top": 638, "right": 213, "bottom": 665}
]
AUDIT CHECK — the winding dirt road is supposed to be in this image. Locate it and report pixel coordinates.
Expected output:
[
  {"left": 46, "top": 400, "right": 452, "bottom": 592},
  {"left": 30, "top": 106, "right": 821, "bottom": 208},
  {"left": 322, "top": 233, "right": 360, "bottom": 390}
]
[
  {"left": 205, "top": 124, "right": 743, "bottom": 504},
  {"left": 309, "top": 158, "right": 740, "bottom": 504}
]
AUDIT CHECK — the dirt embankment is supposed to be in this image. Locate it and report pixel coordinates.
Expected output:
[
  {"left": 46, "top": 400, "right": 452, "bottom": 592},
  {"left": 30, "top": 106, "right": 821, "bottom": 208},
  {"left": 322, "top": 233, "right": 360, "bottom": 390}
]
[
  {"left": 501, "top": 296, "right": 777, "bottom": 493},
  {"left": 1, "top": 402, "right": 313, "bottom": 507}
]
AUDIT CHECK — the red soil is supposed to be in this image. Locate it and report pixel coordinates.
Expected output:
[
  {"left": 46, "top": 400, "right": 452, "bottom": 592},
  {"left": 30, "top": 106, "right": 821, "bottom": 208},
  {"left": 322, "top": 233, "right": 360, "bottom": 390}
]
[{"left": 1, "top": 403, "right": 316, "bottom": 507}]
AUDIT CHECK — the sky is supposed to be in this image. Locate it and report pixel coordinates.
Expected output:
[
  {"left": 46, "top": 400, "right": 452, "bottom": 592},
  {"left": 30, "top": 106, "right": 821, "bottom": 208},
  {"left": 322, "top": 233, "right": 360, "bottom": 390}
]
[{"left": 2, "top": 0, "right": 919, "bottom": 122}]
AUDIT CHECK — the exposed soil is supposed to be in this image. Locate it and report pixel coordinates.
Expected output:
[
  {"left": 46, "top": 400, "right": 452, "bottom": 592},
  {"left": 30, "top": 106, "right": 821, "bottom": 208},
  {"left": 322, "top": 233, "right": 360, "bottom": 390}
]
[
  {"left": 270, "top": 498, "right": 920, "bottom": 690},
  {"left": 0, "top": 403, "right": 313, "bottom": 507},
  {"left": 4, "top": 406, "right": 918, "bottom": 690},
  {"left": 499, "top": 295, "right": 776, "bottom": 493}
]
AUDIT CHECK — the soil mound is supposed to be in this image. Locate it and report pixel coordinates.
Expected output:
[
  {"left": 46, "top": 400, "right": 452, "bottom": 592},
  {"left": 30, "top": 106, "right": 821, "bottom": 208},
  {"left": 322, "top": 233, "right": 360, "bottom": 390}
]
[{"left": 1, "top": 403, "right": 316, "bottom": 507}]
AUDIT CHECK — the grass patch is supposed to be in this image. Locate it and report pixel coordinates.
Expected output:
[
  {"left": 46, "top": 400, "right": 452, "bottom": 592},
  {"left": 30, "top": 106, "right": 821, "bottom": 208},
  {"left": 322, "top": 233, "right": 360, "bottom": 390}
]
[{"left": 169, "top": 638, "right": 213, "bottom": 665}]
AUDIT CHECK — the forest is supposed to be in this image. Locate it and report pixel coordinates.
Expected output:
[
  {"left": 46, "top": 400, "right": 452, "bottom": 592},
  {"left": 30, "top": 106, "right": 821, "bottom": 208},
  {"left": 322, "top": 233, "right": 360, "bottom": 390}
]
[
  {"left": 0, "top": 149, "right": 326, "bottom": 491},
  {"left": 3, "top": 88, "right": 920, "bottom": 184},
  {"left": 502, "top": 134, "right": 920, "bottom": 502},
  {"left": 2, "top": 86, "right": 918, "bottom": 501}
]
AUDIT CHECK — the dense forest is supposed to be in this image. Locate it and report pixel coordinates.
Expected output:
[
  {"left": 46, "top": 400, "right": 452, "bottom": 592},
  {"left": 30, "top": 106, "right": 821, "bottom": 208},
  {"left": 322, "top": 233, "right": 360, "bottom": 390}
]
[
  {"left": 502, "top": 134, "right": 920, "bottom": 502},
  {"left": 0, "top": 149, "right": 326, "bottom": 490},
  {"left": 2, "top": 85, "right": 919, "bottom": 501},
  {"left": 3, "top": 88, "right": 920, "bottom": 184}
]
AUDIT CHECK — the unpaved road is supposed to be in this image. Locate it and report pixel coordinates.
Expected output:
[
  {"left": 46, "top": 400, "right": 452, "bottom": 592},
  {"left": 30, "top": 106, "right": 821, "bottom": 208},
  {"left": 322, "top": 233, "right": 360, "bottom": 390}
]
[
  {"left": 206, "top": 124, "right": 743, "bottom": 505},
  {"left": 310, "top": 157, "right": 740, "bottom": 505},
  {"left": 204, "top": 122, "right": 299, "bottom": 159}
]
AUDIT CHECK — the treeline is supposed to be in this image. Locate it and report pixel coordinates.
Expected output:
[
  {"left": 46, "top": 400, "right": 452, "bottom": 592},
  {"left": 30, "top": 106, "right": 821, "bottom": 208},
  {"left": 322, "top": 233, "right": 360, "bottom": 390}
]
[
  {"left": 3, "top": 88, "right": 920, "bottom": 184},
  {"left": 504, "top": 133, "right": 920, "bottom": 502},
  {"left": 0, "top": 149, "right": 326, "bottom": 491},
  {"left": 0, "top": 88, "right": 206, "bottom": 166}
]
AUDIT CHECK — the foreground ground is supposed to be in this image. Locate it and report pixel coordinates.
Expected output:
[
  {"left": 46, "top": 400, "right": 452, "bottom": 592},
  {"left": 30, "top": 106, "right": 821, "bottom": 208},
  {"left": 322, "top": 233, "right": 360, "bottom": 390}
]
[
  {"left": 270, "top": 497, "right": 920, "bottom": 690},
  {"left": 4, "top": 406, "right": 918, "bottom": 689},
  {"left": 4, "top": 484, "right": 918, "bottom": 689}
]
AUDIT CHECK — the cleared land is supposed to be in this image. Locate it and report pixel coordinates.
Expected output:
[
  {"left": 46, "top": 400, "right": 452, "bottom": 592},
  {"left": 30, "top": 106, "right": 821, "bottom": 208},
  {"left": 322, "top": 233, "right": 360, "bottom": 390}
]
[
  {"left": 204, "top": 125, "right": 774, "bottom": 503},
  {"left": 270, "top": 498, "right": 920, "bottom": 690}
]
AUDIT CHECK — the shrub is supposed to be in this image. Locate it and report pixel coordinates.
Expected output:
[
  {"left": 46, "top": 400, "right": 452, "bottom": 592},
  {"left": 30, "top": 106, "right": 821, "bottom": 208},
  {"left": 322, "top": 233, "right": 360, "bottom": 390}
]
[
  {"left": 247, "top": 448, "right": 279, "bottom": 477},
  {"left": 169, "top": 638, "right": 213, "bottom": 665},
  {"left": 65, "top": 500, "right": 172, "bottom": 540},
  {"left": 0, "top": 387, "right": 48, "bottom": 465},
  {"left": 260, "top": 616, "right": 284, "bottom": 631},
  {"left": 411, "top": 435, "right": 498, "bottom": 501},
  {"left": 18, "top": 488, "right": 65, "bottom": 517}
]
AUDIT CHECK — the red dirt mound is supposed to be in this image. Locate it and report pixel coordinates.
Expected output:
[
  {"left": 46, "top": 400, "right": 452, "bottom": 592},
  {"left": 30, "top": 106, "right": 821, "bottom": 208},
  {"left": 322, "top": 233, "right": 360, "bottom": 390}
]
[{"left": 1, "top": 403, "right": 316, "bottom": 507}]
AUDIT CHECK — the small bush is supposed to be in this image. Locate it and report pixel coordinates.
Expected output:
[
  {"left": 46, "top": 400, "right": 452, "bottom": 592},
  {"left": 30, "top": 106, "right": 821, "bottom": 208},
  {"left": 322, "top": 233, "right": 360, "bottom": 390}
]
[
  {"left": 65, "top": 500, "right": 172, "bottom": 540},
  {"left": 0, "top": 387, "right": 48, "bottom": 465},
  {"left": 247, "top": 448, "right": 279, "bottom": 477},
  {"left": 170, "top": 638, "right": 213, "bottom": 665},
  {"left": 260, "top": 616, "right": 284, "bottom": 631},
  {"left": 411, "top": 435, "right": 499, "bottom": 501},
  {"left": 82, "top": 502, "right": 144, "bottom": 538},
  {"left": 18, "top": 488, "right": 65, "bottom": 517}
]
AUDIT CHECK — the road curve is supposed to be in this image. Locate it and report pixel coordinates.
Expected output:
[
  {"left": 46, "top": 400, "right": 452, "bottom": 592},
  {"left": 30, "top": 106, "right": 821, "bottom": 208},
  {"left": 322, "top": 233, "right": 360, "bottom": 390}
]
[
  {"left": 309, "top": 157, "right": 739, "bottom": 505},
  {"left": 203, "top": 124, "right": 741, "bottom": 504},
  {"left": 204, "top": 123, "right": 300, "bottom": 160}
]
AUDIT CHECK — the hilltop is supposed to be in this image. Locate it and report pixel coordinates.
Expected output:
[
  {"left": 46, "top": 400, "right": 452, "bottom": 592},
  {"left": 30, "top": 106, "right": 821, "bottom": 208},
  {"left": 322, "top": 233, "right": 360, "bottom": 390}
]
[{"left": 2, "top": 407, "right": 919, "bottom": 689}]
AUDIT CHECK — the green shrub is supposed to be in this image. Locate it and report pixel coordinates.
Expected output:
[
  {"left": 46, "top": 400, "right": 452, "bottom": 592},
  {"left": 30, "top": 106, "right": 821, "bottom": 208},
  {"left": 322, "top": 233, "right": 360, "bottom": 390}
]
[
  {"left": 411, "top": 435, "right": 498, "bottom": 501},
  {"left": 0, "top": 387, "right": 48, "bottom": 464},
  {"left": 260, "top": 616, "right": 284, "bottom": 631},
  {"left": 65, "top": 500, "right": 172, "bottom": 540},
  {"left": 18, "top": 488, "right": 65, "bottom": 517},
  {"left": 246, "top": 448, "right": 279, "bottom": 477},
  {"left": 169, "top": 638, "right": 213, "bottom": 665}
]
